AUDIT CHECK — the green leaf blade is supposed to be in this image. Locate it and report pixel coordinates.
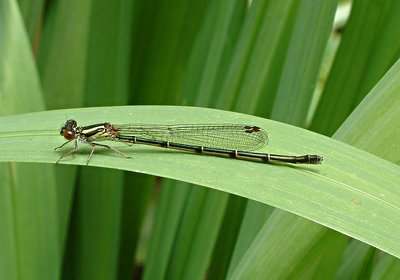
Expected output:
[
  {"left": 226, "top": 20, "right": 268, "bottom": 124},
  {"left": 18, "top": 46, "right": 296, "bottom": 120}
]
[{"left": 1, "top": 106, "right": 399, "bottom": 258}]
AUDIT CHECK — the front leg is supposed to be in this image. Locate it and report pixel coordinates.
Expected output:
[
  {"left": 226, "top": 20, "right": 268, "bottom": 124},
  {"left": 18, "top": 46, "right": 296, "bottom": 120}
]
[
  {"left": 54, "top": 139, "right": 73, "bottom": 151},
  {"left": 56, "top": 139, "right": 79, "bottom": 163}
]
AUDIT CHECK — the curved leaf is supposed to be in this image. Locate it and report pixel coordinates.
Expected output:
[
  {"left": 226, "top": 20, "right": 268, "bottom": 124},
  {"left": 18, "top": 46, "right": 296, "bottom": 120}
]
[{"left": 0, "top": 106, "right": 399, "bottom": 259}]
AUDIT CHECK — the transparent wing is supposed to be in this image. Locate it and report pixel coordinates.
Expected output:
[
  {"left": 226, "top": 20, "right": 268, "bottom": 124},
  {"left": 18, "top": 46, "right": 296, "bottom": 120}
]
[{"left": 114, "top": 124, "right": 269, "bottom": 151}]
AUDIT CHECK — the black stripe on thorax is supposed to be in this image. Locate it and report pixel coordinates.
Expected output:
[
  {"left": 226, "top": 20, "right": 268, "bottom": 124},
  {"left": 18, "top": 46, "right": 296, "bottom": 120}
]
[{"left": 80, "top": 123, "right": 108, "bottom": 137}]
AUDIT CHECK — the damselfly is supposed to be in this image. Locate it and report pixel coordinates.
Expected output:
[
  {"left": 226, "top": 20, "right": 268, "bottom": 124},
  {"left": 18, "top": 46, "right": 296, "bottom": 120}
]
[{"left": 55, "top": 119, "right": 323, "bottom": 165}]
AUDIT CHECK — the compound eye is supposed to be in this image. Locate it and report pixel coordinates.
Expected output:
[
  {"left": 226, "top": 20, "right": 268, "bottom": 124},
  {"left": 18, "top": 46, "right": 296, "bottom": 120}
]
[
  {"left": 60, "top": 119, "right": 78, "bottom": 139},
  {"left": 61, "top": 129, "right": 76, "bottom": 140}
]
